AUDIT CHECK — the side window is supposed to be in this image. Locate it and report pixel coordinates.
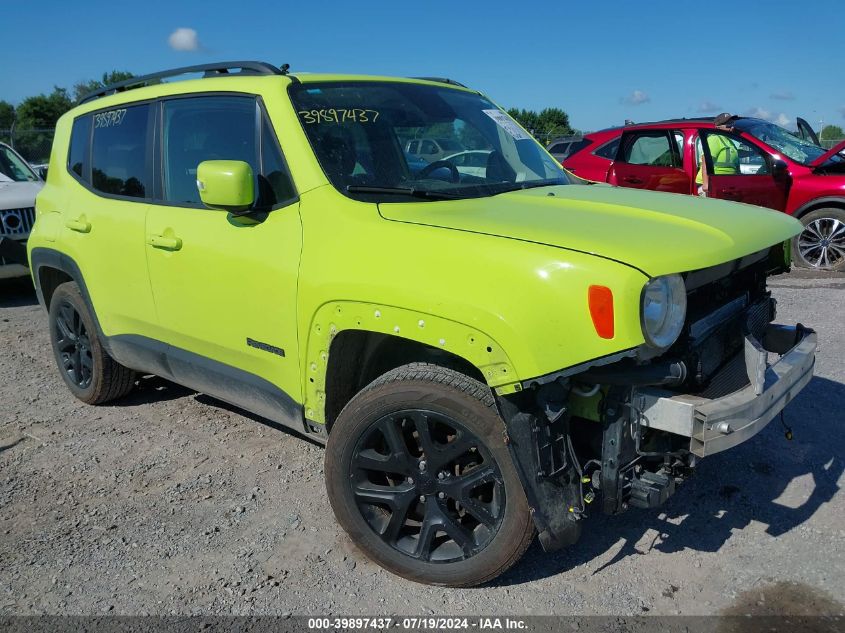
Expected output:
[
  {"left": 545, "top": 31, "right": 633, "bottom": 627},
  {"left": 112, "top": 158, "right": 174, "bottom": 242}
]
[
  {"left": 162, "top": 96, "right": 257, "bottom": 204},
  {"left": 548, "top": 143, "right": 566, "bottom": 154},
  {"left": 420, "top": 140, "right": 437, "bottom": 155},
  {"left": 259, "top": 118, "right": 296, "bottom": 206},
  {"left": 68, "top": 116, "right": 91, "bottom": 181},
  {"left": 701, "top": 132, "right": 770, "bottom": 176},
  {"left": 620, "top": 132, "right": 678, "bottom": 167},
  {"left": 594, "top": 137, "right": 620, "bottom": 160},
  {"left": 91, "top": 104, "right": 150, "bottom": 198}
]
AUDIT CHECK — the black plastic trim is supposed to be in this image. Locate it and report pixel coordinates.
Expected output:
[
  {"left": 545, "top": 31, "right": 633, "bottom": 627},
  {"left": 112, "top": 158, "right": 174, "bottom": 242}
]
[{"left": 791, "top": 196, "right": 845, "bottom": 219}]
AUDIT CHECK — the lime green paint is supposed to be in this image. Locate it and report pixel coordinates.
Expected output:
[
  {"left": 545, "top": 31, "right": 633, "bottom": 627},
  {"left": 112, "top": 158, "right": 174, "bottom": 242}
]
[
  {"left": 29, "top": 72, "right": 803, "bottom": 428},
  {"left": 197, "top": 160, "right": 255, "bottom": 212}
]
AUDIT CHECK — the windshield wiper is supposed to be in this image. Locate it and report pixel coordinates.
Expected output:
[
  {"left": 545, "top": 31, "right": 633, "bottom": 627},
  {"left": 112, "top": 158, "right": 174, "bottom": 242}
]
[
  {"left": 346, "top": 185, "right": 460, "bottom": 200},
  {"left": 490, "top": 179, "right": 565, "bottom": 196}
]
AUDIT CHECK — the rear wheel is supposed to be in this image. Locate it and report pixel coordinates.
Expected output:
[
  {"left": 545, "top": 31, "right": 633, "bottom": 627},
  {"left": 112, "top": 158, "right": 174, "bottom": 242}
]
[
  {"left": 792, "top": 208, "right": 845, "bottom": 271},
  {"left": 48, "top": 282, "right": 136, "bottom": 404},
  {"left": 325, "top": 363, "right": 534, "bottom": 587}
]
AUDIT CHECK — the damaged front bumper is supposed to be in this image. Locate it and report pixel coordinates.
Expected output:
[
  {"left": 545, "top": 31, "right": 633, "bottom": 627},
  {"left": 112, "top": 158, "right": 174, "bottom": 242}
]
[
  {"left": 632, "top": 323, "right": 816, "bottom": 457},
  {"left": 495, "top": 322, "right": 816, "bottom": 553}
]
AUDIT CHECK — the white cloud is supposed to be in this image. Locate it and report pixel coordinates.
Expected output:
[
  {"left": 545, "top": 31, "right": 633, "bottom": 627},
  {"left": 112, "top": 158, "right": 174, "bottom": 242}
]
[
  {"left": 168, "top": 27, "right": 200, "bottom": 52},
  {"left": 621, "top": 90, "right": 650, "bottom": 106},
  {"left": 744, "top": 107, "right": 791, "bottom": 127},
  {"left": 698, "top": 100, "right": 722, "bottom": 113},
  {"left": 745, "top": 106, "right": 772, "bottom": 120},
  {"left": 770, "top": 90, "right": 795, "bottom": 101}
]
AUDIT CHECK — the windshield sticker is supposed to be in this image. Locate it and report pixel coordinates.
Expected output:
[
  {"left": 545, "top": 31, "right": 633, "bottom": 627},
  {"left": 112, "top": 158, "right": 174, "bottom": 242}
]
[
  {"left": 299, "top": 109, "right": 380, "bottom": 124},
  {"left": 482, "top": 109, "right": 532, "bottom": 141},
  {"left": 93, "top": 109, "right": 127, "bottom": 129}
]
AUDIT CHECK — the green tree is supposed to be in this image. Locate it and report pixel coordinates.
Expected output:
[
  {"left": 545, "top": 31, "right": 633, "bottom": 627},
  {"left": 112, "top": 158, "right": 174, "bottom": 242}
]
[
  {"left": 820, "top": 124, "right": 844, "bottom": 140},
  {"left": 0, "top": 101, "right": 14, "bottom": 130},
  {"left": 72, "top": 70, "right": 135, "bottom": 102},
  {"left": 14, "top": 87, "right": 73, "bottom": 162},
  {"left": 506, "top": 107, "right": 575, "bottom": 142}
]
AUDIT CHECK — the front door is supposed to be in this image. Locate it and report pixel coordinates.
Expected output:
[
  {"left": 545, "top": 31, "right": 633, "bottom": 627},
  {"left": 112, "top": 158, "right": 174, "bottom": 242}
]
[
  {"left": 144, "top": 94, "right": 303, "bottom": 424},
  {"left": 608, "top": 130, "right": 691, "bottom": 194},
  {"left": 700, "top": 130, "right": 789, "bottom": 211}
]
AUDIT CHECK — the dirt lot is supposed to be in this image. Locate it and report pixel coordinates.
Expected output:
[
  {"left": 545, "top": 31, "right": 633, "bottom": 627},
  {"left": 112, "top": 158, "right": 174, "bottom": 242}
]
[{"left": 1, "top": 271, "right": 843, "bottom": 617}]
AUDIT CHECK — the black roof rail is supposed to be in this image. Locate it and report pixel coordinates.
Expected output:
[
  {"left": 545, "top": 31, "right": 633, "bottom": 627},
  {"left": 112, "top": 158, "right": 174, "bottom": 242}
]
[
  {"left": 411, "top": 76, "right": 467, "bottom": 88},
  {"left": 78, "top": 61, "right": 286, "bottom": 104}
]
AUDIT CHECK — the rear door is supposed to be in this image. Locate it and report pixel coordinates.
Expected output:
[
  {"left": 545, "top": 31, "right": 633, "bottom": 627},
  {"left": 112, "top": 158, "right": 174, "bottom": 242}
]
[
  {"left": 607, "top": 130, "right": 691, "bottom": 194},
  {"left": 700, "top": 130, "right": 789, "bottom": 210}
]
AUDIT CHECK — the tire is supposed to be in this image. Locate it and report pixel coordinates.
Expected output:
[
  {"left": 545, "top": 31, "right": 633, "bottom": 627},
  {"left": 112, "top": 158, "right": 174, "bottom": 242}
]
[
  {"left": 48, "top": 282, "right": 136, "bottom": 404},
  {"left": 791, "top": 207, "right": 845, "bottom": 271},
  {"left": 325, "top": 362, "right": 535, "bottom": 587}
]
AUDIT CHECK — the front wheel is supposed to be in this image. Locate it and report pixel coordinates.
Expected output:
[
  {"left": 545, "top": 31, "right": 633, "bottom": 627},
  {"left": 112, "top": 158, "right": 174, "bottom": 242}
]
[
  {"left": 792, "top": 208, "right": 845, "bottom": 271},
  {"left": 325, "top": 363, "right": 534, "bottom": 587}
]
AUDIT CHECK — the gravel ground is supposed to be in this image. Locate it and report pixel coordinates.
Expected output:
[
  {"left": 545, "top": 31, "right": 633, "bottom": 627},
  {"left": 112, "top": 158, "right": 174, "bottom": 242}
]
[{"left": 1, "top": 270, "right": 843, "bottom": 617}]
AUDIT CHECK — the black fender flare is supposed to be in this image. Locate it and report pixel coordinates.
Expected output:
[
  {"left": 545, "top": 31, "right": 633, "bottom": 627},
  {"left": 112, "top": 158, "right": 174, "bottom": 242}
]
[
  {"left": 792, "top": 196, "right": 845, "bottom": 220},
  {"left": 29, "top": 247, "right": 108, "bottom": 346}
]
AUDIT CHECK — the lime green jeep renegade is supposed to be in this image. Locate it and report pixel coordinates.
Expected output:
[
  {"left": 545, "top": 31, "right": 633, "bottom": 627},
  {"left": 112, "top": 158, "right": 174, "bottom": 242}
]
[{"left": 29, "top": 61, "right": 816, "bottom": 587}]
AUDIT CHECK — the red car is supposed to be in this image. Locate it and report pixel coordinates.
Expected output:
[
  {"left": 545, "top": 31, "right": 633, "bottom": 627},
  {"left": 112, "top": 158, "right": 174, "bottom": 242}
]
[{"left": 564, "top": 117, "right": 845, "bottom": 271}]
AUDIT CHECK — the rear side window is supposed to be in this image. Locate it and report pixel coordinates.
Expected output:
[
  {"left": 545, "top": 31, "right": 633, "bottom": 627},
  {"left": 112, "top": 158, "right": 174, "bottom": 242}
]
[
  {"left": 68, "top": 116, "right": 91, "bottom": 180},
  {"left": 620, "top": 132, "right": 680, "bottom": 167},
  {"left": 91, "top": 104, "right": 150, "bottom": 198},
  {"left": 567, "top": 138, "right": 592, "bottom": 157},
  {"left": 594, "top": 137, "right": 620, "bottom": 160}
]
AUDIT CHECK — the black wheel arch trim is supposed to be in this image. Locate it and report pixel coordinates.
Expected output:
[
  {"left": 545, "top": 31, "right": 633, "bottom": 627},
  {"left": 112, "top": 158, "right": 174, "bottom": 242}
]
[
  {"left": 30, "top": 247, "right": 111, "bottom": 352},
  {"left": 792, "top": 197, "right": 845, "bottom": 219}
]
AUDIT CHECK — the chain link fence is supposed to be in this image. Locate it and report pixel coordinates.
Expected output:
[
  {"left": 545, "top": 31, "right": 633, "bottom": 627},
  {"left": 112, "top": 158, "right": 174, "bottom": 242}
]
[
  {"left": 0, "top": 128, "right": 56, "bottom": 166},
  {"left": 820, "top": 138, "right": 844, "bottom": 149}
]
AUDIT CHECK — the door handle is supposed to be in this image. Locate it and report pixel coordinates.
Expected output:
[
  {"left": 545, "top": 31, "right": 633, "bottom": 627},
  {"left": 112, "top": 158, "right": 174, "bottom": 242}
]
[
  {"left": 147, "top": 234, "right": 183, "bottom": 251},
  {"left": 622, "top": 176, "right": 644, "bottom": 185},
  {"left": 65, "top": 218, "right": 91, "bottom": 233}
]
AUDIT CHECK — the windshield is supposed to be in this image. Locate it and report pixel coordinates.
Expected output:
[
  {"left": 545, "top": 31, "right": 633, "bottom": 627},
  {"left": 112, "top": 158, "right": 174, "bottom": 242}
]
[
  {"left": 290, "top": 81, "right": 571, "bottom": 201},
  {"left": 735, "top": 119, "right": 827, "bottom": 166},
  {"left": 0, "top": 145, "right": 39, "bottom": 183}
]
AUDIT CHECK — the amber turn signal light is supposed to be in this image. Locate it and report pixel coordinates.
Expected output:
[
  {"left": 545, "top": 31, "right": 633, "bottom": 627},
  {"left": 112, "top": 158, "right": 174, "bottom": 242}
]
[{"left": 588, "top": 285, "right": 614, "bottom": 339}]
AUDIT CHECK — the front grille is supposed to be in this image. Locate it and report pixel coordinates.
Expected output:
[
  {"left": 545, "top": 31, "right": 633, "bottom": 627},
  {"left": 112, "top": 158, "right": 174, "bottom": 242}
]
[
  {"left": 665, "top": 246, "right": 778, "bottom": 392},
  {"left": 0, "top": 207, "right": 35, "bottom": 237}
]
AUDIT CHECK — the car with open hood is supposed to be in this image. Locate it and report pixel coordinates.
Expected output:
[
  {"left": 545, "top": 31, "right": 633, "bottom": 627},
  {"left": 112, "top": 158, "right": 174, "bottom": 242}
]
[
  {"left": 28, "top": 62, "right": 816, "bottom": 586},
  {"left": 564, "top": 116, "right": 845, "bottom": 271}
]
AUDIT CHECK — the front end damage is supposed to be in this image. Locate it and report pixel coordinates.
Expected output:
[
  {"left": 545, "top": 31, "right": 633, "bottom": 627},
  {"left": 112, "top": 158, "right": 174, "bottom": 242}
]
[{"left": 494, "top": 243, "right": 817, "bottom": 552}]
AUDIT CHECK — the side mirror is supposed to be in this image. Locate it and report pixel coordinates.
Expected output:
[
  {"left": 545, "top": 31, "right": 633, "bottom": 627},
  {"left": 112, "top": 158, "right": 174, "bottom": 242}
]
[
  {"left": 196, "top": 160, "right": 254, "bottom": 213},
  {"left": 771, "top": 158, "right": 789, "bottom": 180},
  {"left": 37, "top": 166, "right": 48, "bottom": 180}
]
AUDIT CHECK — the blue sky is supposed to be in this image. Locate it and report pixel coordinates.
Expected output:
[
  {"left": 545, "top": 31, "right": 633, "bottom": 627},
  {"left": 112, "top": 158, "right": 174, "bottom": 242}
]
[{"left": 2, "top": 0, "right": 844, "bottom": 133}]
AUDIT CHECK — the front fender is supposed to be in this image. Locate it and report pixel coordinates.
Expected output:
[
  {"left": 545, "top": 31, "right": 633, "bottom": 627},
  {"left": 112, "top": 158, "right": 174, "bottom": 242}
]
[{"left": 302, "top": 300, "right": 517, "bottom": 423}]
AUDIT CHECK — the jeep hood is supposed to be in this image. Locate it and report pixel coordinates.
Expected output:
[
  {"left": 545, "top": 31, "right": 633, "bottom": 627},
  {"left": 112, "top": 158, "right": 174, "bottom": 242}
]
[
  {"left": 379, "top": 185, "right": 801, "bottom": 277},
  {"left": 0, "top": 181, "right": 43, "bottom": 209}
]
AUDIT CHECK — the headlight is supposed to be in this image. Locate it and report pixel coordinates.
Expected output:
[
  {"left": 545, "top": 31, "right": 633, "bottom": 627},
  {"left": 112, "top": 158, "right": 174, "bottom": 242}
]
[{"left": 641, "top": 274, "right": 687, "bottom": 350}]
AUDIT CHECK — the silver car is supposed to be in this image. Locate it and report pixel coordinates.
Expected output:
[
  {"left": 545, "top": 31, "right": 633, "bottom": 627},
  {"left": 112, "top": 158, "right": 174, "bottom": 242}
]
[{"left": 0, "top": 143, "right": 43, "bottom": 279}]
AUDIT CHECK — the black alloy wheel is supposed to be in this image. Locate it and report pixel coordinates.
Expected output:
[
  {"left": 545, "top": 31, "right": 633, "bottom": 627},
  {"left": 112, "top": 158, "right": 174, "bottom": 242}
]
[
  {"left": 53, "top": 299, "right": 94, "bottom": 389},
  {"left": 350, "top": 409, "right": 505, "bottom": 563}
]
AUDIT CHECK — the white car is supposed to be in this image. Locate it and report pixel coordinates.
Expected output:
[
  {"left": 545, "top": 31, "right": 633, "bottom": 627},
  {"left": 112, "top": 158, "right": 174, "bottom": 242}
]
[
  {"left": 441, "top": 150, "right": 492, "bottom": 177},
  {"left": 0, "top": 143, "right": 43, "bottom": 279}
]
